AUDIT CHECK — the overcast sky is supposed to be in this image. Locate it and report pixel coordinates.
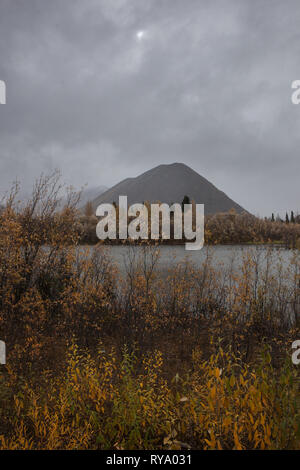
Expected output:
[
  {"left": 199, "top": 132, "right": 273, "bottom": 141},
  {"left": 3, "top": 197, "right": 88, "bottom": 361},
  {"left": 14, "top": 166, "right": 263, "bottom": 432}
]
[{"left": 0, "top": 0, "right": 300, "bottom": 216}]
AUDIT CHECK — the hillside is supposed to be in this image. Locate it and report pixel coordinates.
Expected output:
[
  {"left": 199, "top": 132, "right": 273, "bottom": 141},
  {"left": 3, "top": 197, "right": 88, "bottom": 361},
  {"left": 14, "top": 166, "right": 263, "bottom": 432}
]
[{"left": 90, "top": 163, "right": 245, "bottom": 215}]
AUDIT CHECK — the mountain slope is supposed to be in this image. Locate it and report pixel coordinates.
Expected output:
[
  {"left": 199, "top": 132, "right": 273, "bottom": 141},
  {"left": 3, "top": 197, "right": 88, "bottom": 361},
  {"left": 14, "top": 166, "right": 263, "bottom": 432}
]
[{"left": 91, "top": 163, "right": 245, "bottom": 215}]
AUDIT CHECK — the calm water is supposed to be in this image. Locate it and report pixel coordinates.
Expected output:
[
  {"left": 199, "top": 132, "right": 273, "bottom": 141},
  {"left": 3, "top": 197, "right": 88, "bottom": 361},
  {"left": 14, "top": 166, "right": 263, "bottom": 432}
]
[{"left": 96, "top": 244, "right": 295, "bottom": 274}]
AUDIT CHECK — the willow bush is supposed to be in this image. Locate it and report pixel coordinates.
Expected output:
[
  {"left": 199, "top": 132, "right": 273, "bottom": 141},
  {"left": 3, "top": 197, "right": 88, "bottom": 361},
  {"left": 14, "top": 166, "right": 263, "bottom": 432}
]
[{"left": 0, "top": 174, "right": 299, "bottom": 449}]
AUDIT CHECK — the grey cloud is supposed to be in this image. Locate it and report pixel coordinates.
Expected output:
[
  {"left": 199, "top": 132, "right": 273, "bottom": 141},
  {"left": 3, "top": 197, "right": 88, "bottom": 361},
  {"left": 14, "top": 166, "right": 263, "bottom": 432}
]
[{"left": 0, "top": 0, "right": 300, "bottom": 215}]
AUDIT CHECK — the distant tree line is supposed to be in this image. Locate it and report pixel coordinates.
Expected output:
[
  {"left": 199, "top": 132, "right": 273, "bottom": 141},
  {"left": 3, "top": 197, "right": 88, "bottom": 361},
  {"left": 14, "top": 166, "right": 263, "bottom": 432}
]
[
  {"left": 79, "top": 197, "right": 300, "bottom": 248},
  {"left": 271, "top": 211, "right": 298, "bottom": 224}
]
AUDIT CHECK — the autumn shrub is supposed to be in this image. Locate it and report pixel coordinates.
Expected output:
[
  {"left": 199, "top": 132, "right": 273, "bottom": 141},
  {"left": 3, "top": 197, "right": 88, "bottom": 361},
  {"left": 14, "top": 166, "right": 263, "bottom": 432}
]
[
  {"left": 0, "top": 344, "right": 298, "bottom": 450},
  {"left": 205, "top": 210, "right": 300, "bottom": 247},
  {"left": 0, "top": 174, "right": 299, "bottom": 449}
]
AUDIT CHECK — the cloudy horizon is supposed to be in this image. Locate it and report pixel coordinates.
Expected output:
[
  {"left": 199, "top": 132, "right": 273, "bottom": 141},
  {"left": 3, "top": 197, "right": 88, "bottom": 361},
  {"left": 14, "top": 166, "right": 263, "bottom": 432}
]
[{"left": 1, "top": 0, "right": 300, "bottom": 217}]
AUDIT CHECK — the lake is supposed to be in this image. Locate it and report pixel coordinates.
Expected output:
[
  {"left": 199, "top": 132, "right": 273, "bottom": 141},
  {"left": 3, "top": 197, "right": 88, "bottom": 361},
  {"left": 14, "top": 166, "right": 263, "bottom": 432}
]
[{"left": 94, "top": 244, "right": 296, "bottom": 275}]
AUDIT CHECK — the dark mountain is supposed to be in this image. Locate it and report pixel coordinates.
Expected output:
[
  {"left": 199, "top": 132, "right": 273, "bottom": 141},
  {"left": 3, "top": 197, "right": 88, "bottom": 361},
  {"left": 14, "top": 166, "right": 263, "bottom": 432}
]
[{"left": 90, "top": 163, "right": 246, "bottom": 215}]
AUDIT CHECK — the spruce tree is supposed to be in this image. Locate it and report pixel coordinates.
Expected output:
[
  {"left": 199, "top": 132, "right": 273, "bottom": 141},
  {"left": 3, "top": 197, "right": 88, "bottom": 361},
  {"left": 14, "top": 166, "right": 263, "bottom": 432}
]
[
  {"left": 181, "top": 195, "right": 190, "bottom": 210},
  {"left": 291, "top": 210, "right": 295, "bottom": 223}
]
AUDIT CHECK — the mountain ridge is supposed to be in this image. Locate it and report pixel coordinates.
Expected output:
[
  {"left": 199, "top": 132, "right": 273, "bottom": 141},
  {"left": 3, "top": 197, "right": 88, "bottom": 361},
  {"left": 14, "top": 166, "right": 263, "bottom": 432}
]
[{"left": 90, "top": 163, "right": 246, "bottom": 215}]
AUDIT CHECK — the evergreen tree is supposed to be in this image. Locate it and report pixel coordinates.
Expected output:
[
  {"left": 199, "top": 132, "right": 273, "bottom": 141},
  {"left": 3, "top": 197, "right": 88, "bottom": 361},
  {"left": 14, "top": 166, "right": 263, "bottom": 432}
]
[
  {"left": 181, "top": 195, "right": 190, "bottom": 210},
  {"left": 291, "top": 210, "right": 295, "bottom": 223},
  {"left": 285, "top": 212, "right": 290, "bottom": 224},
  {"left": 271, "top": 213, "right": 275, "bottom": 222}
]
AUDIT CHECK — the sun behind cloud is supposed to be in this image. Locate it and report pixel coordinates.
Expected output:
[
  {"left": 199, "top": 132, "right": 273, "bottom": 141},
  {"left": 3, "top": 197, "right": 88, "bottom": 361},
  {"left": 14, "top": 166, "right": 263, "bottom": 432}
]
[{"left": 136, "top": 30, "right": 146, "bottom": 41}]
